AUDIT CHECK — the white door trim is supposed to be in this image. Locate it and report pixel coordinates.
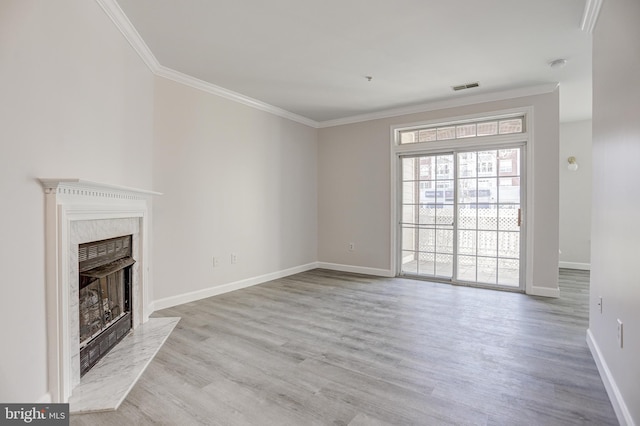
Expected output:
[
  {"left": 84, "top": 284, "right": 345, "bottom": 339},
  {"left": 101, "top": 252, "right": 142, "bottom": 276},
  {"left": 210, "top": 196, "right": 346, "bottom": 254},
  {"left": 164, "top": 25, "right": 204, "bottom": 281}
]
[{"left": 389, "top": 106, "right": 536, "bottom": 294}]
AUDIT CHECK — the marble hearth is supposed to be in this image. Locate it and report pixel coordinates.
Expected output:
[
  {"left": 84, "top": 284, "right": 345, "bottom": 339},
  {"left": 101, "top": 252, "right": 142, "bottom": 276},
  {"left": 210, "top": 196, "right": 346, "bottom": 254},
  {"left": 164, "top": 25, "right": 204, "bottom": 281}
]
[{"left": 69, "top": 316, "right": 179, "bottom": 413}]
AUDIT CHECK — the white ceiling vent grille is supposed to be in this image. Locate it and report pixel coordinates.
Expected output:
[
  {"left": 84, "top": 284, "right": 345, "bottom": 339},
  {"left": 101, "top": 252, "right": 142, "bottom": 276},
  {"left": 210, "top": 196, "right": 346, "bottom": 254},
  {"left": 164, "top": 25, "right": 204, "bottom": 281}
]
[{"left": 452, "top": 82, "right": 480, "bottom": 91}]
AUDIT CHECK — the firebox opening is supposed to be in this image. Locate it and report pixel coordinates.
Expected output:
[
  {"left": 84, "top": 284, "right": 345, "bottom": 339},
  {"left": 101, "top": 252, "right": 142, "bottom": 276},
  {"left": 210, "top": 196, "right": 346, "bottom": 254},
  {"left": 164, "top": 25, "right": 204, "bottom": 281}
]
[{"left": 78, "top": 235, "right": 134, "bottom": 376}]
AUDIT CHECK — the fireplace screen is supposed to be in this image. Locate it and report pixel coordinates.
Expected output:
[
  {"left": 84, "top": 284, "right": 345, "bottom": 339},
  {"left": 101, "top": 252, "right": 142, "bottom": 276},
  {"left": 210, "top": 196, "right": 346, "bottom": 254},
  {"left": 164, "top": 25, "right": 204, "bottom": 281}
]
[{"left": 78, "top": 236, "right": 134, "bottom": 376}]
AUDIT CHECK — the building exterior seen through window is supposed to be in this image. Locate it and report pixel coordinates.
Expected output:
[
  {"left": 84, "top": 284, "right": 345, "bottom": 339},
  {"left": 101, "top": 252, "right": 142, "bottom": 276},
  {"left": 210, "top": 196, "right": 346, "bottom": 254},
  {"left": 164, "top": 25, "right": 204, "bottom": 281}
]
[{"left": 399, "top": 117, "right": 524, "bottom": 144}]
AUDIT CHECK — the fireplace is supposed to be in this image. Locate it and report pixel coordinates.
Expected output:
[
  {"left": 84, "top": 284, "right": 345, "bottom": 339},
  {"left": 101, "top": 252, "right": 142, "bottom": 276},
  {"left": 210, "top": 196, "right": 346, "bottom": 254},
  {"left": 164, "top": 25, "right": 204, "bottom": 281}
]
[
  {"left": 40, "top": 178, "right": 161, "bottom": 403},
  {"left": 78, "top": 235, "right": 134, "bottom": 376}
]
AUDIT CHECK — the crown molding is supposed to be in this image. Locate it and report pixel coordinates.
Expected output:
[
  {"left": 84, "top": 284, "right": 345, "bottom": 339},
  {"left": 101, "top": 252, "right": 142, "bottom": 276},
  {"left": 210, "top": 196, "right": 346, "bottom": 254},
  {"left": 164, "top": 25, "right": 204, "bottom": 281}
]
[
  {"left": 95, "top": 0, "right": 561, "bottom": 131},
  {"left": 94, "top": 0, "right": 319, "bottom": 128},
  {"left": 317, "top": 83, "right": 559, "bottom": 128},
  {"left": 95, "top": 0, "right": 160, "bottom": 71},
  {"left": 580, "top": 0, "right": 603, "bottom": 34},
  {"left": 155, "top": 66, "right": 319, "bottom": 128}
]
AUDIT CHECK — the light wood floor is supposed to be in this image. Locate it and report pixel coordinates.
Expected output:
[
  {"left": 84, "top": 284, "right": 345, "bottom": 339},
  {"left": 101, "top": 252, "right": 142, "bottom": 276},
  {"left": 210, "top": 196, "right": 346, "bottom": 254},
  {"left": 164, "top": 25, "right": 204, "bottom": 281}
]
[{"left": 71, "top": 268, "right": 617, "bottom": 425}]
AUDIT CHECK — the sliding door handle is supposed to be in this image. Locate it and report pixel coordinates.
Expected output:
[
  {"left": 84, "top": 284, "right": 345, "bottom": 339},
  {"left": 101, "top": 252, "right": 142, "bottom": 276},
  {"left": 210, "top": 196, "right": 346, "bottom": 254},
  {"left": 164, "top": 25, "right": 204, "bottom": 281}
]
[{"left": 517, "top": 208, "right": 522, "bottom": 227}]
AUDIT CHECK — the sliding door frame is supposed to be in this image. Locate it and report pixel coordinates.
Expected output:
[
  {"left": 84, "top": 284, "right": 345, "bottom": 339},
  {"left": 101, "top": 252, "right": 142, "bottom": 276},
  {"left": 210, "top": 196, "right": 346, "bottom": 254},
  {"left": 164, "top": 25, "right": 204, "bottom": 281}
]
[{"left": 390, "top": 107, "right": 535, "bottom": 294}]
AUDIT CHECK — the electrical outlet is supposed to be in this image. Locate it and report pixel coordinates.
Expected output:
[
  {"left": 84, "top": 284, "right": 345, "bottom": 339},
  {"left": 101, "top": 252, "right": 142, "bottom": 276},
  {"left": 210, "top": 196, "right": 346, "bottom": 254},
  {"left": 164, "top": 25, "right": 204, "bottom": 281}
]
[
  {"left": 617, "top": 319, "right": 623, "bottom": 348},
  {"left": 598, "top": 297, "right": 602, "bottom": 314},
  {"left": 348, "top": 242, "right": 355, "bottom": 252},
  {"left": 231, "top": 253, "right": 237, "bottom": 264}
]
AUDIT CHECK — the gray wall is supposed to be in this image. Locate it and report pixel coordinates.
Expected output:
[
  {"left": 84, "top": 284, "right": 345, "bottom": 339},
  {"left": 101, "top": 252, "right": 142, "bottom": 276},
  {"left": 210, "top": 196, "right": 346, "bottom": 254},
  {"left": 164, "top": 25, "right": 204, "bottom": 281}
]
[
  {"left": 559, "top": 120, "right": 592, "bottom": 268},
  {"left": 151, "top": 77, "right": 318, "bottom": 303},
  {"left": 590, "top": 0, "right": 640, "bottom": 423},
  {"left": 318, "top": 91, "right": 560, "bottom": 294}
]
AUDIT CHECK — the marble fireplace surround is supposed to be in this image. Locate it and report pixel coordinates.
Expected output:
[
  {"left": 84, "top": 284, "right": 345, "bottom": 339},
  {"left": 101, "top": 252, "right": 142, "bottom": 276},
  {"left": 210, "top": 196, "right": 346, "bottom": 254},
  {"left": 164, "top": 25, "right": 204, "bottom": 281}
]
[{"left": 40, "top": 179, "right": 161, "bottom": 403}]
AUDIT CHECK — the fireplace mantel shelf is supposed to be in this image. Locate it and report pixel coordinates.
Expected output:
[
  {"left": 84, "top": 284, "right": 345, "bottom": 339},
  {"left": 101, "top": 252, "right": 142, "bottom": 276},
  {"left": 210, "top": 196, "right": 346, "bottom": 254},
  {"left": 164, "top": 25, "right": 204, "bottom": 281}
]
[{"left": 39, "top": 178, "right": 162, "bottom": 199}]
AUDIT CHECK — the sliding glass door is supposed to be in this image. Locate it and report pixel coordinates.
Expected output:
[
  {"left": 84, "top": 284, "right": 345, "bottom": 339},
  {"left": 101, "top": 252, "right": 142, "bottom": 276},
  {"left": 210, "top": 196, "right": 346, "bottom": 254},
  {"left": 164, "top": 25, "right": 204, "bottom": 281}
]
[{"left": 400, "top": 147, "right": 523, "bottom": 289}]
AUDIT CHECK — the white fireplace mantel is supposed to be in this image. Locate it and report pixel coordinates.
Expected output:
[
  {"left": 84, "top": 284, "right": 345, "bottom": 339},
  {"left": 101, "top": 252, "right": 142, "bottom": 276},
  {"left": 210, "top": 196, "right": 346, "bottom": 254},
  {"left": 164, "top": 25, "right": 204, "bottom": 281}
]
[
  {"left": 39, "top": 179, "right": 161, "bottom": 403},
  {"left": 39, "top": 178, "right": 161, "bottom": 198}
]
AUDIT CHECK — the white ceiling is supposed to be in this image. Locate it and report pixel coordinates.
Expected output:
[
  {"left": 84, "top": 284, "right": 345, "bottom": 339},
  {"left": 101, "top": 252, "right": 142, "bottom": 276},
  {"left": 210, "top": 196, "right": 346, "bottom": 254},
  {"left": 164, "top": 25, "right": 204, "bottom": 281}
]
[{"left": 115, "top": 0, "right": 592, "bottom": 125}]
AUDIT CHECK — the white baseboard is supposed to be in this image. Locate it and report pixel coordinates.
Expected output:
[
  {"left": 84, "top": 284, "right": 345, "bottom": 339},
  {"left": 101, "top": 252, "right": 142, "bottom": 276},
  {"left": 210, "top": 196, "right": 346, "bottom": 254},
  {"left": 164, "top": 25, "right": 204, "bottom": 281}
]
[
  {"left": 528, "top": 285, "right": 560, "bottom": 298},
  {"left": 150, "top": 262, "right": 318, "bottom": 311},
  {"left": 559, "top": 261, "right": 591, "bottom": 270},
  {"left": 37, "top": 392, "right": 52, "bottom": 403},
  {"left": 587, "top": 329, "right": 635, "bottom": 426},
  {"left": 316, "top": 262, "right": 394, "bottom": 278}
]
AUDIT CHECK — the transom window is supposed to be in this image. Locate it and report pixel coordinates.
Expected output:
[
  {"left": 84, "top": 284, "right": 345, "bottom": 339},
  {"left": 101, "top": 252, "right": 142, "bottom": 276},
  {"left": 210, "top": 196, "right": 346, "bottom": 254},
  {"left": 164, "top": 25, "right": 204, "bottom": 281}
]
[{"left": 399, "top": 116, "right": 524, "bottom": 145}]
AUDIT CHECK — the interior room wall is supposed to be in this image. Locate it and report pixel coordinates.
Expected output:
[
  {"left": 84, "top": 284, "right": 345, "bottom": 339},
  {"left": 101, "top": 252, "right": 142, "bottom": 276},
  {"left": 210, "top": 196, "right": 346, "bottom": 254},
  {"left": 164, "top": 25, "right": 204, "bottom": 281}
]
[
  {"left": 0, "top": 0, "right": 154, "bottom": 402},
  {"left": 559, "top": 120, "right": 592, "bottom": 269},
  {"left": 589, "top": 0, "right": 640, "bottom": 423},
  {"left": 151, "top": 77, "right": 318, "bottom": 306},
  {"left": 318, "top": 91, "right": 560, "bottom": 294}
]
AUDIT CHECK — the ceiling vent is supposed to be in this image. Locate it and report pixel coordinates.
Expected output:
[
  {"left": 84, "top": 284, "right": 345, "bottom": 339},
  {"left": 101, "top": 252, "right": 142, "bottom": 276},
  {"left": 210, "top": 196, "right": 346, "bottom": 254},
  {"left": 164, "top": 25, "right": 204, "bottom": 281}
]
[{"left": 452, "top": 82, "right": 480, "bottom": 91}]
